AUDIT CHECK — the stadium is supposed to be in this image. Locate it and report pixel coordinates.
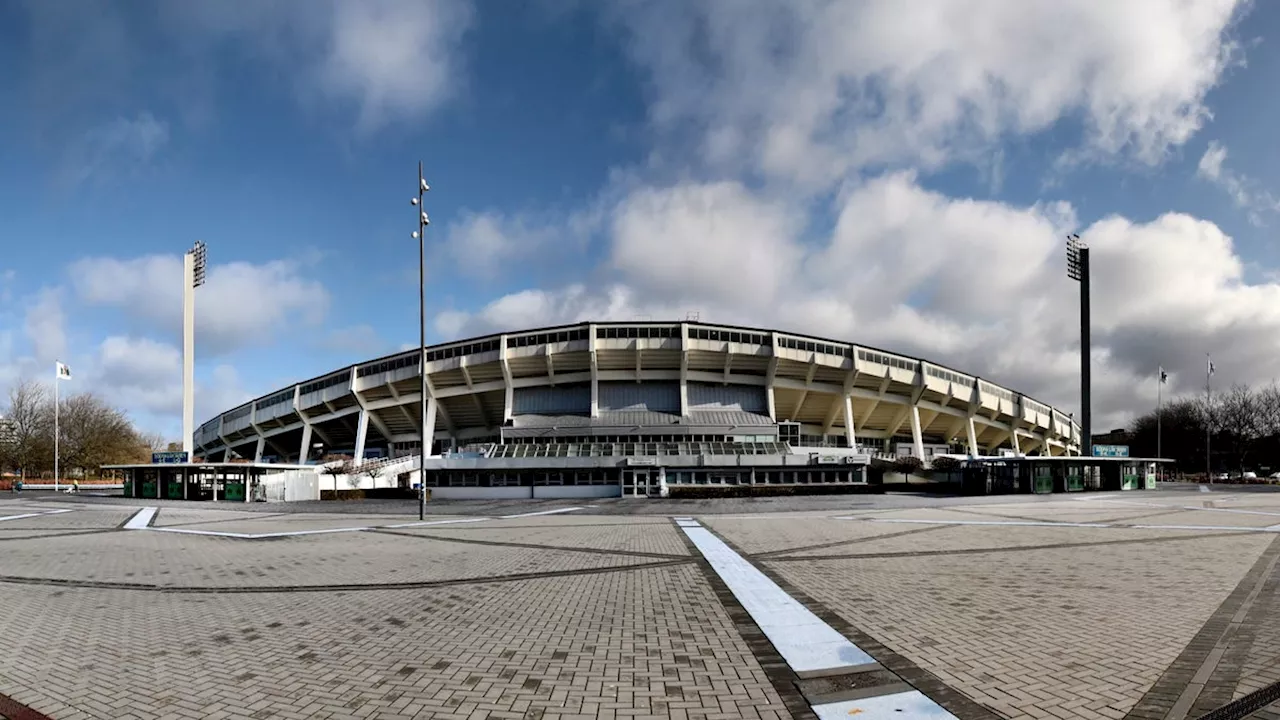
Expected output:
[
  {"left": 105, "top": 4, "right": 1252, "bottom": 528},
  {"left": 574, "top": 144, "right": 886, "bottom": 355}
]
[{"left": 188, "top": 321, "right": 1083, "bottom": 499}]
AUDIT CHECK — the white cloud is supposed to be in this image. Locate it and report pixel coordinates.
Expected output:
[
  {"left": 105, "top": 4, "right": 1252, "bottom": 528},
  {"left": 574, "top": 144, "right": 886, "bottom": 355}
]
[
  {"left": 1196, "top": 141, "right": 1280, "bottom": 225},
  {"left": 437, "top": 173, "right": 1280, "bottom": 430},
  {"left": 69, "top": 253, "right": 329, "bottom": 357},
  {"left": 156, "top": 0, "right": 473, "bottom": 133},
  {"left": 610, "top": 0, "right": 1246, "bottom": 187},
  {"left": 319, "top": 0, "right": 474, "bottom": 133},
  {"left": 320, "top": 324, "right": 385, "bottom": 356},
  {"left": 63, "top": 112, "right": 169, "bottom": 187},
  {"left": 88, "top": 335, "right": 252, "bottom": 437},
  {"left": 440, "top": 205, "right": 601, "bottom": 281},
  {"left": 23, "top": 288, "right": 66, "bottom": 365}
]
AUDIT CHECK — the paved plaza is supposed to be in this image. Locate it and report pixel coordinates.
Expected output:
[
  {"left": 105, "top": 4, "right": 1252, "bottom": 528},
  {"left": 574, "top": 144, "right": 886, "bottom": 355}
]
[{"left": 3, "top": 487, "right": 1280, "bottom": 719}]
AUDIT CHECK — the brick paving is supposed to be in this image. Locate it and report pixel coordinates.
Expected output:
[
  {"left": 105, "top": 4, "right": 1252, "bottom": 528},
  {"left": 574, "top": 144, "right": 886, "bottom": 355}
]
[{"left": 4, "top": 489, "right": 1280, "bottom": 718}]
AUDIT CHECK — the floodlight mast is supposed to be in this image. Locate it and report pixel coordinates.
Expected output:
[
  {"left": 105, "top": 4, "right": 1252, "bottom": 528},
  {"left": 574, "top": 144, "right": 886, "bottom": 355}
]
[
  {"left": 1066, "top": 234, "right": 1090, "bottom": 457},
  {"left": 183, "top": 241, "right": 207, "bottom": 459}
]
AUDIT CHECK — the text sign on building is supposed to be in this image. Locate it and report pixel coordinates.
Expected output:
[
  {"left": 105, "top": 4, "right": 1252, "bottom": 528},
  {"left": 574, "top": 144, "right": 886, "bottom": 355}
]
[
  {"left": 152, "top": 451, "right": 190, "bottom": 464},
  {"left": 1091, "top": 444, "right": 1129, "bottom": 458}
]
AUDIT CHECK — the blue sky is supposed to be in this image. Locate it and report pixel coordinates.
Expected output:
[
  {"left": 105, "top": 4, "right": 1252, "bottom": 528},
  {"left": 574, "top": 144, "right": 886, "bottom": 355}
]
[{"left": 2, "top": 0, "right": 1279, "bottom": 440}]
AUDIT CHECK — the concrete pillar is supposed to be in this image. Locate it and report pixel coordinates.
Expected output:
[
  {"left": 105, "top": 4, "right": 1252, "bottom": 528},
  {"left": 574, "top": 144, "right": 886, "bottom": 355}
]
[
  {"left": 424, "top": 397, "right": 438, "bottom": 456},
  {"left": 842, "top": 396, "right": 857, "bottom": 450},
  {"left": 1011, "top": 429, "right": 1022, "bottom": 456},
  {"left": 353, "top": 410, "right": 369, "bottom": 463},
  {"left": 765, "top": 386, "right": 777, "bottom": 422},
  {"left": 909, "top": 405, "right": 925, "bottom": 460},
  {"left": 253, "top": 436, "right": 266, "bottom": 463},
  {"left": 298, "top": 423, "right": 313, "bottom": 464},
  {"left": 966, "top": 417, "right": 979, "bottom": 456}
]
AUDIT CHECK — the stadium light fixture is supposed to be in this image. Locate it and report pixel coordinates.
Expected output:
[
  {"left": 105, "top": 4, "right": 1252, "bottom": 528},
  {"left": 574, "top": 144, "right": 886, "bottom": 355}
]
[
  {"left": 414, "top": 162, "right": 431, "bottom": 521},
  {"left": 182, "top": 241, "right": 207, "bottom": 459},
  {"left": 1066, "top": 233, "right": 1091, "bottom": 456}
]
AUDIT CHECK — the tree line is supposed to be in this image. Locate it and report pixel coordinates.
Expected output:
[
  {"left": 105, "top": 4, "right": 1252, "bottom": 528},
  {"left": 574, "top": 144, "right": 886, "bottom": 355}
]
[
  {"left": 1126, "top": 382, "right": 1280, "bottom": 477},
  {"left": 0, "top": 378, "right": 165, "bottom": 481}
]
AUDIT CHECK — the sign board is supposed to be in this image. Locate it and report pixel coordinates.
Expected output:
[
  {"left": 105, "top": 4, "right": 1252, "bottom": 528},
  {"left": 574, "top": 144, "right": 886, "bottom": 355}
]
[
  {"left": 152, "top": 451, "right": 189, "bottom": 464},
  {"left": 816, "top": 455, "right": 841, "bottom": 465},
  {"left": 1091, "top": 444, "right": 1129, "bottom": 457},
  {"left": 627, "top": 457, "right": 658, "bottom": 466}
]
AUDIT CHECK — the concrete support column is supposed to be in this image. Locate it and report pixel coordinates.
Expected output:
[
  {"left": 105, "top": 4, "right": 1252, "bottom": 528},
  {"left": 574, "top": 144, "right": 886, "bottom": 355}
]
[
  {"left": 842, "top": 396, "right": 857, "bottom": 450},
  {"left": 253, "top": 436, "right": 266, "bottom": 463},
  {"left": 765, "top": 386, "right": 777, "bottom": 422},
  {"left": 424, "top": 397, "right": 438, "bottom": 456},
  {"left": 353, "top": 410, "right": 369, "bottom": 463},
  {"left": 966, "top": 417, "right": 979, "bottom": 456},
  {"left": 1011, "top": 429, "right": 1022, "bottom": 456},
  {"left": 298, "top": 423, "right": 313, "bottom": 464},
  {"left": 909, "top": 405, "right": 925, "bottom": 460}
]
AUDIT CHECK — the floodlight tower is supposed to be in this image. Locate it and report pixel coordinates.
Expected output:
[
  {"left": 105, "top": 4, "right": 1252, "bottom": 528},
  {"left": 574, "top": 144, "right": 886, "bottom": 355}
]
[
  {"left": 183, "top": 241, "right": 207, "bottom": 459},
  {"left": 1067, "top": 234, "right": 1090, "bottom": 456}
]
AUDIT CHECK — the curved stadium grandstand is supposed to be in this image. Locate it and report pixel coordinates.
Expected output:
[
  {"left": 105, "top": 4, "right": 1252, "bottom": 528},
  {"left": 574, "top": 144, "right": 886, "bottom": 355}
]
[{"left": 194, "top": 321, "right": 1082, "bottom": 499}]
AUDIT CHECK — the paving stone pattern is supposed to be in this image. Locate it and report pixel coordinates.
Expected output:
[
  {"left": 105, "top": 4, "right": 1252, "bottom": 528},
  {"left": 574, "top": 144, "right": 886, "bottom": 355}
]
[
  {"left": 0, "top": 530, "right": 664, "bottom": 589},
  {"left": 767, "top": 532, "right": 1274, "bottom": 719},
  {"left": 0, "top": 565, "right": 788, "bottom": 720},
  {"left": 6, "top": 492, "right": 1280, "bottom": 719}
]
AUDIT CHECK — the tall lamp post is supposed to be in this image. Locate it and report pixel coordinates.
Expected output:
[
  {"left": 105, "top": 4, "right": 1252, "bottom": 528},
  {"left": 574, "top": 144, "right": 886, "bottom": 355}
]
[
  {"left": 411, "top": 163, "right": 430, "bottom": 520},
  {"left": 1067, "top": 234, "right": 1091, "bottom": 457}
]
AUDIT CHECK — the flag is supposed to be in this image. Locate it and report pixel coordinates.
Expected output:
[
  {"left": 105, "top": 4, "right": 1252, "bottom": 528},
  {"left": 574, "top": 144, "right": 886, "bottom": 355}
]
[
  {"left": 1207, "top": 357, "right": 1215, "bottom": 377},
  {"left": 54, "top": 361, "right": 71, "bottom": 380},
  {"left": 1159, "top": 367, "right": 1168, "bottom": 384}
]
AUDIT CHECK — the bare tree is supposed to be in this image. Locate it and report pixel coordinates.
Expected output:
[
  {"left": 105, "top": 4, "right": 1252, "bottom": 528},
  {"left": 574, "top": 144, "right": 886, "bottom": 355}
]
[
  {"left": 321, "top": 455, "right": 354, "bottom": 493},
  {"left": 56, "top": 393, "right": 148, "bottom": 479},
  {"left": 1216, "top": 383, "right": 1263, "bottom": 474},
  {"left": 0, "top": 379, "right": 52, "bottom": 480},
  {"left": 140, "top": 432, "right": 168, "bottom": 454}
]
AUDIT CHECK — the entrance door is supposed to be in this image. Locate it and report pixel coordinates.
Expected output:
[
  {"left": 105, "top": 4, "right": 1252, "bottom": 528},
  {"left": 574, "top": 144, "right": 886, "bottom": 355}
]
[{"left": 622, "top": 470, "right": 651, "bottom": 498}]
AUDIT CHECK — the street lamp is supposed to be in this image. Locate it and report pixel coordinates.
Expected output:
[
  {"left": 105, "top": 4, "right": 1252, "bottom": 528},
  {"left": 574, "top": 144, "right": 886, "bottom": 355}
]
[
  {"left": 412, "top": 163, "right": 430, "bottom": 520},
  {"left": 1067, "top": 234, "right": 1090, "bottom": 457}
]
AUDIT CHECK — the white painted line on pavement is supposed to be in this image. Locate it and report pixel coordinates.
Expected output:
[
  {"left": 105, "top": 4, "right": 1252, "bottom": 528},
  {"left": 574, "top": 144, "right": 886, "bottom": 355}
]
[
  {"left": 854, "top": 518, "right": 1113, "bottom": 528},
  {"left": 499, "top": 507, "right": 584, "bottom": 519},
  {"left": 1126, "top": 524, "right": 1270, "bottom": 533},
  {"left": 679, "top": 520, "right": 874, "bottom": 673},
  {"left": 383, "top": 518, "right": 489, "bottom": 529},
  {"left": 123, "top": 507, "right": 158, "bottom": 530},
  {"left": 812, "top": 689, "right": 957, "bottom": 719},
  {"left": 847, "top": 516, "right": 1274, "bottom": 533},
  {"left": 1200, "top": 485, "right": 1212, "bottom": 492},
  {"left": 0, "top": 509, "right": 74, "bottom": 523},
  {"left": 152, "top": 525, "right": 373, "bottom": 539}
]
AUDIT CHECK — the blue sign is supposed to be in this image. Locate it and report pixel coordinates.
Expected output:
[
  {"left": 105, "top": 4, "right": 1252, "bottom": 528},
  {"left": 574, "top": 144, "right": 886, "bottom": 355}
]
[
  {"left": 152, "top": 451, "right": 189, "bottom": 464},
  {"left": 1092, "top": 444, "right": 1129, "bottom": 458}
]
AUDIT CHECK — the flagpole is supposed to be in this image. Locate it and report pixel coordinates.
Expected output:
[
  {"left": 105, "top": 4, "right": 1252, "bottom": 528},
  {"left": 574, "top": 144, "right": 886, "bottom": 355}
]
[
  {"left": 1205, "top": 355, "right": 1212, "bottom": 484},
  {"left": 54, "top": 364, "right": 59, "bottom": 493},
  {"left": 1156, "top": 367, "right": 1162, "bottom": 479}
]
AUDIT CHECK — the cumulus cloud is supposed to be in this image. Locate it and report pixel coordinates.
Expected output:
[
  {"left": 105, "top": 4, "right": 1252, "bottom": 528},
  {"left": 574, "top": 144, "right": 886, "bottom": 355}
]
[
  {"left": 89, "top": 335, "right": 252, "bottom": 436},
  {"left": 68, "top": 254, "right": 329, "bottom": 356},
  {"left": 609, "top": 0, "right": 1246, "bottom": 187},
  {"left": 437, "top": 173, "right": 1280, "bottom": 430},
  {"left": 155, "top": 0, "right": 473, "bottom": 133},
  {"left": 1197, "top": 141, "right": 1280, "bottom": 225},
  {"left": 23, "top": 288, "right": 66, "bottom": 365}
]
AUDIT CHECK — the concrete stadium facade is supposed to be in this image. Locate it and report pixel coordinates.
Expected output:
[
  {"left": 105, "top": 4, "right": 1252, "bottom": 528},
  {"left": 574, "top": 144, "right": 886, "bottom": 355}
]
[{"left": 194, "top": 321, "right": 1082, "bottom": 498}]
